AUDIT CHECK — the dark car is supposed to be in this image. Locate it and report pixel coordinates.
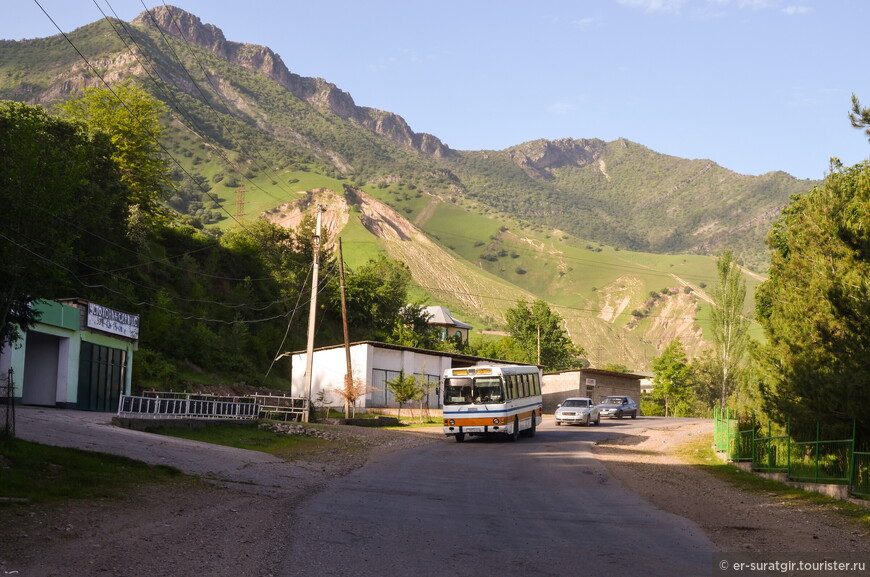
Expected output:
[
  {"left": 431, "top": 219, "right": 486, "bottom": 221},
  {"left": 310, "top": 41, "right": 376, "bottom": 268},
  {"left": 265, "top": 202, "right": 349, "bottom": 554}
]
[{"left": 597, "top": 396, "right": 638, "bottom": 419}]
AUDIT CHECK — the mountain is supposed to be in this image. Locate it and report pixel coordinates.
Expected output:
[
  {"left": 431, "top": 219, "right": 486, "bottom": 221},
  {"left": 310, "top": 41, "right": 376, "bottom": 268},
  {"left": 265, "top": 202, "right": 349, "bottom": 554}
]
[{"left": 0, "top": 5, "right": 814, "bottom": 369}]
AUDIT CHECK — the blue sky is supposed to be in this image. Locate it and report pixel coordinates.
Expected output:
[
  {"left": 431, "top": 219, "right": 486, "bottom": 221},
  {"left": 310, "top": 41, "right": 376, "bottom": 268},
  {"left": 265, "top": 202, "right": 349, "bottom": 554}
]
[{"left": 3, "top": 0, "right": 869, "bottom": 180}]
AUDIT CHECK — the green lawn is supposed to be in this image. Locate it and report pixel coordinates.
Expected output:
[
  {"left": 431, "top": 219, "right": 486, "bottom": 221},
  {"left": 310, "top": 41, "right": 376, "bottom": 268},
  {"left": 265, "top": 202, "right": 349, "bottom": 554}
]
[{"left": 0, "top": 438, "right": 185, "bottom": 503}]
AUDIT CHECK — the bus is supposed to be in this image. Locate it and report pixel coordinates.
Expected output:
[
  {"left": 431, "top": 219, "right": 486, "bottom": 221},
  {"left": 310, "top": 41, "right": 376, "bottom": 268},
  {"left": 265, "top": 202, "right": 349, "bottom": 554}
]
[{"left": 441, "top": 365, "right": 543, "bottom": 442}]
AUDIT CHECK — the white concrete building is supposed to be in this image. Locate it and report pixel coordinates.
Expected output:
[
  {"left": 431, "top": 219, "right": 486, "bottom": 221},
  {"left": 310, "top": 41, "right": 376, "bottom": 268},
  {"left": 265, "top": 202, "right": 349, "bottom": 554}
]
[{"left": 289, "top": 341, "right": 530, "bottom": 412}]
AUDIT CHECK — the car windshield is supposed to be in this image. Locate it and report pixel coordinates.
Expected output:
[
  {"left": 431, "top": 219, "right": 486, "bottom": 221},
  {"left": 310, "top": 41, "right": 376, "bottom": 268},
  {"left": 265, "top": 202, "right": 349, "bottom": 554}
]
[
  {"left": 562, "top": 399, "right": 589, "bottom": 407},
  {"left": 602, "top": 397, "right": 625, "bottom": 404},
  {"left": 443, "top": 377, "right": 504, "bottom": 405}
]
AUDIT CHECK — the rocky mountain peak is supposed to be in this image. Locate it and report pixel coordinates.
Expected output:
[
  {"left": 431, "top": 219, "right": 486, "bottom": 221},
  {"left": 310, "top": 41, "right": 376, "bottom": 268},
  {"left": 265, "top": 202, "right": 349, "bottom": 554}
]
[
  {"left": 133, "top": 5, "right": 225, "bottom": 50},
  {"left": 131, "top": 5, "right": 450, "bottom": 158}
]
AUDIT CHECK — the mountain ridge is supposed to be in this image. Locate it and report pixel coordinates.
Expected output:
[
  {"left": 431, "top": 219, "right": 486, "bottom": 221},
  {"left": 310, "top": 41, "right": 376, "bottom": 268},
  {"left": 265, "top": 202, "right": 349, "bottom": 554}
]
[
  {"left": 0, "top": 6, "right": 815, "bottom": 368},
  {"left": 132, "top": 5, "right": 451, "bottom": 158}
]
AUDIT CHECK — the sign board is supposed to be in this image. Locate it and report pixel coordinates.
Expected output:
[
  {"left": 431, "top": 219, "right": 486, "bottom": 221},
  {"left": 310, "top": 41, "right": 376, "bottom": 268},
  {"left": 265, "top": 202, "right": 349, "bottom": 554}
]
[
  {"left": 86, "top": 302, "right": 140, "bottom": 339},
  {"left": 585, "top": 378, "right": 597, "bottom": 387}
]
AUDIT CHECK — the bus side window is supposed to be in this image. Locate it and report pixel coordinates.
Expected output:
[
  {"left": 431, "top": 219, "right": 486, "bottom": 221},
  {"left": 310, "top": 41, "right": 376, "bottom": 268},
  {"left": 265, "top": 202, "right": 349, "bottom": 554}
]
[
  {"left": 519, "top": 374, "right": 527, "bottom": 397},
  {"left": 509, "top": 375, "right": 518, "bottom": 399}
]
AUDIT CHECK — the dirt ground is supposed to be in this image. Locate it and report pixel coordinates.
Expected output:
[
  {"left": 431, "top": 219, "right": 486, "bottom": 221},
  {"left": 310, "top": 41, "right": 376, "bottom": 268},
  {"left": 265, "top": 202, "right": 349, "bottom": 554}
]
[
  {"left": 2, "top": 421, "right": 869, "bottom": 576},
  {"left": 592, "top": 420, "right": 870, "bottom": 553}
]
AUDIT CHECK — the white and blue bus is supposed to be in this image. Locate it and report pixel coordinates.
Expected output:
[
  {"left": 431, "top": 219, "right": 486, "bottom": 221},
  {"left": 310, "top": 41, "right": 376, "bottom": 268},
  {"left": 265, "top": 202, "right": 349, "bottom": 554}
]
[{"left": 441, "top": 365, "right": 543, "bottom": 442}]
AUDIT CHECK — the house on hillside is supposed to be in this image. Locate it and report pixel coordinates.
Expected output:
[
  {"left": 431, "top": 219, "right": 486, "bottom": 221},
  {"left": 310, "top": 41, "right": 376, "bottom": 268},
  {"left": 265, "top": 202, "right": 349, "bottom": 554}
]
[
  {"left": 289, "top": 341, "right": 533, "bottom": 413},
  {"left": 0, "top": 299, "right": 139, "bottom": 411},
  {"left": 541, "top": 368, "right": 643, "bottom": 414},
  {"left": 422, "top": 305, "right": 473, "bottom": 345}
]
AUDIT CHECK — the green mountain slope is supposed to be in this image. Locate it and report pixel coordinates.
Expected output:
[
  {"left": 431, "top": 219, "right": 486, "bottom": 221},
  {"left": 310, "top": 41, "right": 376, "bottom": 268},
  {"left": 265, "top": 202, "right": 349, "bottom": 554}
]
[{"left": 0, "top": 5, "right": 803, "bottom": 369}]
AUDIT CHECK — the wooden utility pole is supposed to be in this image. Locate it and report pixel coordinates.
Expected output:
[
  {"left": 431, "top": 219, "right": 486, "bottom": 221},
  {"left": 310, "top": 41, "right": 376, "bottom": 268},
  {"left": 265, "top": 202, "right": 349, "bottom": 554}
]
[
  {"left": 338, "top": 238, "right": 353, "bottom": 419},
  {"left": 303, "top": 208, "right": 323, "bottom": 422}
]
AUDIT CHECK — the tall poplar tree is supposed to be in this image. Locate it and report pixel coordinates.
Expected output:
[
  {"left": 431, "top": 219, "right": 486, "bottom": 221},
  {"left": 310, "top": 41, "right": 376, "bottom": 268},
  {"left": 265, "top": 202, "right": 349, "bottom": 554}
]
[{"left": 709, "top": 250, "right": 749, "bottom": 409}]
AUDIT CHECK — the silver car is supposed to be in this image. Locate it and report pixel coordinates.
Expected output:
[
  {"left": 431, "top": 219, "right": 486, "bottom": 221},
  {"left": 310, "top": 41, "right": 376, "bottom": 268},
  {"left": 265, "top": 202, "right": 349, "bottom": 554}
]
[
  {"left": 554, "top": 397, "right": 600, "bottom": 426},
  {"left": 597, "top": 396, "right": 639, "bottom": 419}
]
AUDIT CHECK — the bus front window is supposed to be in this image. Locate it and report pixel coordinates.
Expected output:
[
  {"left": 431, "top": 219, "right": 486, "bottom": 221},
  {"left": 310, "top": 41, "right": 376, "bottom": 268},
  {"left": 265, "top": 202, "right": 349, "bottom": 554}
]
[
  {"left": 473, "top": 377, "right": 504, "bottom": 403},
  {"left": 444, "top": 378, "right": 473, "bottom": 405}
]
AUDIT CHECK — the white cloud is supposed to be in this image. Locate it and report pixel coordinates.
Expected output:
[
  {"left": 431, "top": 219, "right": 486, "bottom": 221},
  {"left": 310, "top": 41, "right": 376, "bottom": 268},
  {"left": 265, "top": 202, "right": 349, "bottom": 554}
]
[
  {"left": 617, "top": 0, "right": 687, "bottom": 14},
  {"left": 782, "top": 5, "right": 813, "bottom": 15},
  {"left": 570, "top": 16, "right": 602, "bottom": 29}
]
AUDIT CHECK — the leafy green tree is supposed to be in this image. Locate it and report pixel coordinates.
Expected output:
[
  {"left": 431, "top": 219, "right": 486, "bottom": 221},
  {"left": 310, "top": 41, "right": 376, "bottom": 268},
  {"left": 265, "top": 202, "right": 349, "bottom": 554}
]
[
  {"left": 385, "top": 373, "right": 423, "bottom": 422},
  {"left": 0, "top": 101, "right": 130, "bottom": 346},
  {"left": 754, "top": 160, "right": 870, "bottom": 426},
  {"left": 58, "top": 83, "right": 172, "bottom": 232},
  {"left": 504, "top": 299, "right": 583, "bottom": 371},
  {"left": 709, "top": 250, "right": 750, "bottom": 409},
  {"left": 337, "top": 255, "right": 415, "bottom": 342},
  {"left": 388, "top": 302, "right": 442, "bottom": 349},
  {"left": 650, "top": 340, "right": 692, "bottom": 417}
]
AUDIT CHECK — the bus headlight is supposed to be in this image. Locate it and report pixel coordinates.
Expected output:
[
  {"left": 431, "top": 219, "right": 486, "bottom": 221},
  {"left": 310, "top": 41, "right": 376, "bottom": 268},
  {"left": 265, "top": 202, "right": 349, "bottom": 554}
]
[
  {"left": 448, "top": 419, "right": 455, "bottom": 426},
  {"left": 492, "top": 418, "right": 500, "bottom": 424}
]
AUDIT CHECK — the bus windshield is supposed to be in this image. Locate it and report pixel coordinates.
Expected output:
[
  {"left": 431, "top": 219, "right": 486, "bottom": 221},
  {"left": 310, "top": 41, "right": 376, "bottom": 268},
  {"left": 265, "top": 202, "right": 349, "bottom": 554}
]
[{"left": 443, "top": 376, "right": 505, "bottom": 405}]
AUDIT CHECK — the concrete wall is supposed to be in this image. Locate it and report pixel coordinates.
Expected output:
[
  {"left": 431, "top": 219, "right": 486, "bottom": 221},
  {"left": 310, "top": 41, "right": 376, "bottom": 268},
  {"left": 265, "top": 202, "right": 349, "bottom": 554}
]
[
  {"left": 291, "top": 344, "right": 454, "bottom": 410},
  {"left": 542, "top": 370, "right": 642, "bottom": 414},
  {"left": 541, "top": 371, "right": 584, "bottom": 414}
]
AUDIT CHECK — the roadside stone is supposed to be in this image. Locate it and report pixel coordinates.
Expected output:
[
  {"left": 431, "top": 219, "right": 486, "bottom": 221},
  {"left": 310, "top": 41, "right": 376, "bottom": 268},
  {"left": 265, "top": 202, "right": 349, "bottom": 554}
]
[{"left": 258, "top": 422, "right": 340, "bottom": 440}]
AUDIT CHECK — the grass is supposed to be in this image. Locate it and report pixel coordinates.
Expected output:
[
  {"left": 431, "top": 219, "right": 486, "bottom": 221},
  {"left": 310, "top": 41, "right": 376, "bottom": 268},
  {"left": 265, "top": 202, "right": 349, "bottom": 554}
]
[
  {"left": 0, "top": 437, "right": 185, "bottom": 504},
  {"left": 674, "top": 433, "right": 870, "bottom": 529},
  {"left": 145, "top": 423, "right": 334, "bottom": 459}
]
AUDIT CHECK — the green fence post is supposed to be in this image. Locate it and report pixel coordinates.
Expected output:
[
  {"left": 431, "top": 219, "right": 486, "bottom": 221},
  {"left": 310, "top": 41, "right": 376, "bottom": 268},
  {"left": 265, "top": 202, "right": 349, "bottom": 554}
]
[
  {"left": 787, "top": 417, "right": 791, "bottom": 478},
  {"left": 850, "top": 419, "right": 857, "bottom": 495},
  {"left": 815, "top": 420, "right": 821, "bottom": 483}
]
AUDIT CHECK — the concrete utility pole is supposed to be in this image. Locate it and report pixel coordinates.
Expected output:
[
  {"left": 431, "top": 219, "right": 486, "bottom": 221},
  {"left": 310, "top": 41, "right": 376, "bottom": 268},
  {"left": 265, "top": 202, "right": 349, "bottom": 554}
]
[
  {"left": 338, "top": 238, "right": 353, "bottom": 418},
  {"left": 303, "top": 207, "right": 324, "bottom": 422}
]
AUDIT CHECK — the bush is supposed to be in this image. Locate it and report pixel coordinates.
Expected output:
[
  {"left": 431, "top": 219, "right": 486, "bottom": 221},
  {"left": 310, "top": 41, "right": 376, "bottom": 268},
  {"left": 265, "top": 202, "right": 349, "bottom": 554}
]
[{"left": 641, "top": 397, "right": 665, "bottom": 416}]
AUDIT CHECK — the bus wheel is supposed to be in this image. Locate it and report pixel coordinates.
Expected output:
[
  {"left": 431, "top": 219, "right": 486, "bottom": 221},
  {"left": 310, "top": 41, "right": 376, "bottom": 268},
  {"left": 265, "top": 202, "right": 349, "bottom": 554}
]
[
  {"left": 527, "top": 415, "right": 537, "bottom": 438},
  {"left": 508, "top": 417, "right": 520, "bottom": 442},
  {"left": 455, "top": 433, "right": 465, "bottom": 443}
]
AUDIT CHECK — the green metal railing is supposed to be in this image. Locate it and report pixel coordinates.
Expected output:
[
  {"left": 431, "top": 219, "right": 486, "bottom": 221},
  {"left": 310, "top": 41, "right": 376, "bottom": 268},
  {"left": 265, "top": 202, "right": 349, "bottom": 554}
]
[
  {"left": 851, "top": 448, "right": 870, "bottom": 498},
  {"left": 713, "top": 409, "right": 864, "bottom": 497}
]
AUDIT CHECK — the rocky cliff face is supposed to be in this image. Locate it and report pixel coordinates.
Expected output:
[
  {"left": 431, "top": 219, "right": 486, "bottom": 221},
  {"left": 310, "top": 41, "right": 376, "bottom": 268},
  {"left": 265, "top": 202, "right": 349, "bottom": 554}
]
[
  {"left": 132, "top": 5, "right": 450, "bottom": 158},
  {"left": 507, "top": 138, "right": 605, "bottom": 176}
]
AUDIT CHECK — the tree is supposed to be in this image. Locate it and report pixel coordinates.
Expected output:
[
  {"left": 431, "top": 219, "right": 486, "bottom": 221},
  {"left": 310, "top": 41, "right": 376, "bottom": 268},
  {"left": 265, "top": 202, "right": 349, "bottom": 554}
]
[
  {"left": 58, "top": 83, "right": 172, "bottom": 232},
  {"left": 337, "top": 255, "right": 415, "bottom": 341},
  {"left": 754, "top": 159, "right": 870, "bottom": 426},
  {"left": 849, "top": 93, "right": 870, "bottom": 141},
  {"left": 504, "top": 299, "right": 584, "bottom": 371},
  {"left": 385, "top": 373, "right": 423, "bottom": 422},
  {"left": 388, "top": 302, "right": 441, "bottom": 350},
  {"left": 332, "top": 372, "right": 368, "bottom": 419},
  {"left": 651, "top": 340, "right": 692, "bottom": 417},
  {"left": 709, "top": 250, "right": 750, "bottom": 409},
  {"left": 0, "top": 101, "right": 131, "bottom": 346}
]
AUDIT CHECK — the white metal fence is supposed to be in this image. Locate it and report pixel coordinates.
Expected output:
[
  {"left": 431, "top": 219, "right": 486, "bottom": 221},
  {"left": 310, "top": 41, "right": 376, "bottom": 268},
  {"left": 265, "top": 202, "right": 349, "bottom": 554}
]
[
  {"left": 118, "top": 393, "right": 260, "bottom": 420},
  {"left": 118, "top": 391, "right": 309, "bottom": 421}
]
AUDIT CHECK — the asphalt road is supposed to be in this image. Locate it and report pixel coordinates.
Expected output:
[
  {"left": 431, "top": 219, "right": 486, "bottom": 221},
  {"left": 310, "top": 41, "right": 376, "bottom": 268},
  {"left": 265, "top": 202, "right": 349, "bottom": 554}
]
[
  {"left": 272, "top": 418, "right": 717, "bottom": 577},
  {"left": 14, "top": 407, "right": 717, "bottom": 576}
]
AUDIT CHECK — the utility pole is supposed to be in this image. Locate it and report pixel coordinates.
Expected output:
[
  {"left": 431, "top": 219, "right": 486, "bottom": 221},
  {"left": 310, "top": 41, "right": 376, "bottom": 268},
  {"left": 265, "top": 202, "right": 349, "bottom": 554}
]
[
  {"left": 303, "top": 207, "right": 324, "bottom": 422},
  {"left": 338, "top": 238, "right": 353, "bottom": 419}
]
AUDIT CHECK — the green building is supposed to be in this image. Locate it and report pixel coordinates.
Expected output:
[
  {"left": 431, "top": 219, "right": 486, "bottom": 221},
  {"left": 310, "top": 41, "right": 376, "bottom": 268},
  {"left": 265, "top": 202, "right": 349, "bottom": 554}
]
[{"left": 0, "top": 299, "right": 139, "bottom": 412}]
